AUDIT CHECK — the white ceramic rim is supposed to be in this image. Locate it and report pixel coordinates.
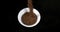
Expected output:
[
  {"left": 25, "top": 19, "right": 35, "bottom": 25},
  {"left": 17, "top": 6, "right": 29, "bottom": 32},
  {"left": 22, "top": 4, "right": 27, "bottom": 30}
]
[{"left": 18, "top": 7, "right": 41, "bottom": 27}]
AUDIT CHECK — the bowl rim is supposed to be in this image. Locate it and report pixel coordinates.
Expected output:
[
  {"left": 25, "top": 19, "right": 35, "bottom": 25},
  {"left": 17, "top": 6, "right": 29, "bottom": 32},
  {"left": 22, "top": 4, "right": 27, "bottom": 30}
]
[{"left": 17, "top": 7, "right": 41, "bottom": 27}]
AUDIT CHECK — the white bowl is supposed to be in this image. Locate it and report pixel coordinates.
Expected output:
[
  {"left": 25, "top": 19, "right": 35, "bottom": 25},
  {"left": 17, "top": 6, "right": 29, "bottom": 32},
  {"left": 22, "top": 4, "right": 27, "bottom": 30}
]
[{"left": 18, "top": 7, "right": 41, "bottom": 27}]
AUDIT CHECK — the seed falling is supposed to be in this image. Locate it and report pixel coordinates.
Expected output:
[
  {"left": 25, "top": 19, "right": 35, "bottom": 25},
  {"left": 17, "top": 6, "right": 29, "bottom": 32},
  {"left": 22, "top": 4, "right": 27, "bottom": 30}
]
[{"left": 21, "top": 0, "right": 37, "bottom": 25}]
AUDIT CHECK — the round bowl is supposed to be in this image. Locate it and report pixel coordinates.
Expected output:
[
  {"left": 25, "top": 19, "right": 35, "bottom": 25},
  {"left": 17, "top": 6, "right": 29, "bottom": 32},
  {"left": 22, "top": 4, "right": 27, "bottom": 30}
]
[{"left": 18, "top": 7, "right": 41, "bottom": 27}]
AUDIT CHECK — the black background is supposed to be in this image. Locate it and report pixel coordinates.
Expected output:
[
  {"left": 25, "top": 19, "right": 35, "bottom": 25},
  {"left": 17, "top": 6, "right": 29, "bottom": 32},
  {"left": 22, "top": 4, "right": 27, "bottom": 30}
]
[{"left": 8, "top": 0, "right": 60, "bottom": 32}]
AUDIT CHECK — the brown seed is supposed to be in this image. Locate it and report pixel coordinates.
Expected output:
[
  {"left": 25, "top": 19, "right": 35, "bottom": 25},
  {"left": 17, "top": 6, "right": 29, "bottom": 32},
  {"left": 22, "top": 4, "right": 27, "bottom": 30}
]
[{"left": 21, "top": 12, "right": 37, "bottom": 25}]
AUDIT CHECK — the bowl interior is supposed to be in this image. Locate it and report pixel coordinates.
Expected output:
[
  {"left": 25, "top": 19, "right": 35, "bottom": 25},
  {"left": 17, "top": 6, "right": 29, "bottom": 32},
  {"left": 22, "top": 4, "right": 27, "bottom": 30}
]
[{"left": 18, "top": 8, "right": 41, "bottom": 27}]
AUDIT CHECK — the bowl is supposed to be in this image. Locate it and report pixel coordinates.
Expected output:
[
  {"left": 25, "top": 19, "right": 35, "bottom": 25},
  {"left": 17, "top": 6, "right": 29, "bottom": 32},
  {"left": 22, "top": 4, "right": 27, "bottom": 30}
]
[{"left": 18, "top": 7, "right": 41, "bottom": 27}]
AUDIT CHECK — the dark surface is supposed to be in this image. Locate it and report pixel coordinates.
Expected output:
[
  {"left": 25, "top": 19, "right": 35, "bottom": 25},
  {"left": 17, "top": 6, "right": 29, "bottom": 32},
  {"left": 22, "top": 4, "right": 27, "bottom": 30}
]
[{"left": 8, "top": 0, "right": 60, "bottom": 32}]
